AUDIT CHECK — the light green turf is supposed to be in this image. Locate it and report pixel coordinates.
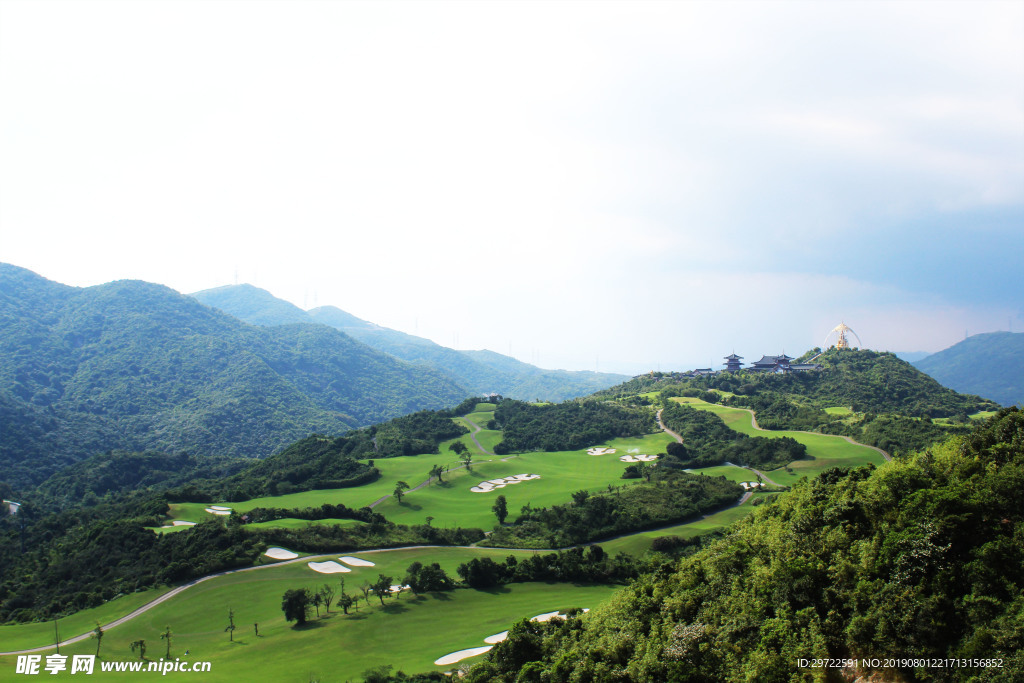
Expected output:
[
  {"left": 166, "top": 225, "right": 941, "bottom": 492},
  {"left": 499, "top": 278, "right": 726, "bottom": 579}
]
[
  {"left": 243, "top": 518, "right": 362, "bottom": 531},
  {"left": 0, "top": 587, "right": 170, "bottom": 652},
  {"left": 674, "top": 399, "right": 886, "bottom": 486},
  {"left": 0, "top": 547, "right": 618, "bottom": 681},
  {"left": 824, "top": 406, "right": 853, "bottom": 415},
  {"left": 598, "top": 495, "right": 771, "bottom": 556},
  {"left": 145, "top": 524, "right": 193, "bottom": 534},
  {"left": 685, "top": 465, "right": 759, "bottom": 483},
  {"left": 171, "top": 431, "right": 677, "bottom": 531}
]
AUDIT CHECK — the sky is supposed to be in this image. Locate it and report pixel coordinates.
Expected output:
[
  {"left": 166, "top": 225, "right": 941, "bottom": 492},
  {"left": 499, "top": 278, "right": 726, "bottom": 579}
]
[{"left": 1, "top": 0, "right": 1022, "bottom": 375}]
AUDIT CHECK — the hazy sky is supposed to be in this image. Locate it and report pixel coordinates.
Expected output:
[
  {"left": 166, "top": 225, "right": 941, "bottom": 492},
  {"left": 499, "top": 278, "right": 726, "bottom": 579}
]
[{"left": 2, "top": 0, "right": 1022, "bottom": 374}]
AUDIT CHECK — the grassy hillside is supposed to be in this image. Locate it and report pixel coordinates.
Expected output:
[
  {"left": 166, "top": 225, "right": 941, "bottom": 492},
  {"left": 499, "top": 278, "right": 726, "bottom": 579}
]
[
  {"left": 464, "top": 408, "right": 1024, "bottom": 682},
  {"left": 0, "top": 264, "right": 467, "bottom": 489},
  {"left": 914, "top": 331, "right": 1024, "bottom": 408}
]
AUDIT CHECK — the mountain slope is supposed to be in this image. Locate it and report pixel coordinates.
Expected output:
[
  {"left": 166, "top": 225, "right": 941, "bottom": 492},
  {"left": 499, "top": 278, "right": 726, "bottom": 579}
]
[
  {"left": 914, "top": 331, "right": 1024, "bottom": 407},
  {"left": 192, "top": 284, "right": 629, "bottom": 401},
  {"left": 0, "top": 264, "right": 467, "bottom": 488}
]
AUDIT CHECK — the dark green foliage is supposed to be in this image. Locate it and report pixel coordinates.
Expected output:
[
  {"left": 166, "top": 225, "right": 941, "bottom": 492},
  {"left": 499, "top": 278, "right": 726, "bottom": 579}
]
[
  {"left": 403, "top": 561, "right": 454, "bottom": 593},
  {"left": 464, "top": 409, "right": 1024, "bottom": 682},
  {"left": 914, "top": 331, "right": 1024, "bottom": 408},
  {"left": 491, "top": 399, "right": 656, "bottom": 454},
  {"left": 0, "top": 264, "right": 468, "bottom": 488},
  {"left": 659, "top": 401, "right": 807, "bottom": 469},
  {"left": 456, "top": 546, "right": 640, "bottom": 588},
  {"left": 281, "top": 588, "right": 311, "bottom": 625},
  {"left": 481, "top": 469, "right": 742, "bottom": 548}
]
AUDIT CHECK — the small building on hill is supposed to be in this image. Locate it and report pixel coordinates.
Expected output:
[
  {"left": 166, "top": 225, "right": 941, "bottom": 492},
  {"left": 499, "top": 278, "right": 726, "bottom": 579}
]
[
  {"left": 749, "top": 354, "right": 796, "bottom": 372},
  {"left": 723, "top": 353, "right": 744, "bottom": 372}
]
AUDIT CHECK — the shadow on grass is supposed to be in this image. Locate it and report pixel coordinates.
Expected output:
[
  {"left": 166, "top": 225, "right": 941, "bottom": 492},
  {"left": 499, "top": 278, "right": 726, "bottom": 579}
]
[
  {"left": 477, "top": 586, "right": 512, "bottom": 595},
  {"left": 291, "top": 620, "right": 327, "bottom": 631},
  {"left": 381, "top": 603, "right": 410, "bottom": 615},
  {"left": 428, "top": 592, "right": 453, "bottom": 601},
  {"left": 399, "top": 502, "right": 423, "bottom": 511}
]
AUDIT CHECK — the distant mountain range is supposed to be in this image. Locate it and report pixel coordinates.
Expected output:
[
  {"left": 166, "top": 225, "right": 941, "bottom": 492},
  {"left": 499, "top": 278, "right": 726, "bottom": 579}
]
[
  {"left": 0, "top": 264, "right": 468, "bottom": 488},
  {"left": 913, "top": 331, "right": 1024, "bottom": 407},
  {"left": 191, "top": 284, "right": 628, "bottom": 401}
]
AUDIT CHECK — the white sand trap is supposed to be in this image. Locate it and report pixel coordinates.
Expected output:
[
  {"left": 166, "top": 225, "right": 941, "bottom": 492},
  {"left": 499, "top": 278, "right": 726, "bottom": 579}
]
[
  {"left": 740, "top": 481, "right": 765, "bottom": 490},
  {"left": 209, "top": 505, "right": 232, "bottom": 511},
  {"left": 484, "top": 631, "right": 509, "bottom": 644},
  {"left": 471, "top": 474, "right": 541, "bottom": 493},
  {"left": 308, "top": 561, "right": 351, "bottom": 574},
  {"left": 264, "top": 547, "right": 299, "bottom": 560},
  {"left": 389, "top": 584, "right": 412, "bottom": 593},
  {"left": 171, "top": 521, "right": 197, "bottom": 526},
  {"left": 434, "top": 646, "right": 493, "bottom": 666},
  {"left": 205, "top": 508, "right": 231, "bottom": 515},
  {"left": 338, "top": 556, "right": 375, "bottom": 567},
  {"left": 628, "top": 448, "right": 640, "bottom": 454},
  {"left": 532, "top": 608, "right": 590, "bottom": 622},
  {"left": 619, "top": 454, "right": 659, "bottom": 463},
  {"left": 587, "top": 447, "right": 616, "bottom": 455}
]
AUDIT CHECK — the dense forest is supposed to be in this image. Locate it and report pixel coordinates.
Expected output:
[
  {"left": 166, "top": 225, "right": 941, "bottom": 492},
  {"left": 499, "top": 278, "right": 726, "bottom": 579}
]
[
  {"left": 481, "top": 469, "right": 742, "bottom": 548},
  {"left": 464, "top": 408, "right": 1024, "bottom": 682},
  {"left": 490, "top": 399, "right": 656, "bottom": 454},
  {"left": 0, "top": 263, "right": 469, "bottom": 489},
  {"left": 659, "top": 401, "right": 807, "bottom": 470},
  {"left": 193, "top": 284, "right": 629, "bottom": 402}
]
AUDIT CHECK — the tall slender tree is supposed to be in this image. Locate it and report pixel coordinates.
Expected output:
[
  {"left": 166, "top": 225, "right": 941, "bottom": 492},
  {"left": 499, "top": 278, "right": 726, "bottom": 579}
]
[
  {"left": 91, "top": 623, "right": 103, "bottom": 658},
  {"left": 225, "top": 608, "right": 236, "bottom": 641},
  {"left": 160, "top": 626, "right": 172, "bottom": 659}
]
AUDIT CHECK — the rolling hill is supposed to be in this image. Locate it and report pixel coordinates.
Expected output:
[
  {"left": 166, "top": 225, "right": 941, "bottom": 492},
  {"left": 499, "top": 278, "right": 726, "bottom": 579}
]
[
  {"left": 914, "top": 331, "right": 1024, "bottom": 407},
  {"left": 192, "top": 283, "right": 629, "bottom": 401},
  {"left": 0, "top": 264, "right": 467, "bottom": 488}
]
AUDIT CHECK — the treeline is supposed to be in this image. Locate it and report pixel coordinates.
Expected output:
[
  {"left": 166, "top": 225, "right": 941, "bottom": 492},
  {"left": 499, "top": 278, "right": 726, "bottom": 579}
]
[
  {"left": 659, "top": 401, "right": 807, "bottom": 470},
  {"left": 490, "top": 399, "right": 655, "bottom": 454},
  {"left": 242, "top": 502, "right": 385, "bottom": 525},
  {"left": 455, "top": 546, "right": 639, "bottom": 588},
  {"left": 463, "top": 408, "right": 1024, "bottom": 682},
  {"left": 0, "top": 490, "right": 483, "bottom": 624},
  {"left": 481, "top": 469, "right": 742, "bottom": 548}
]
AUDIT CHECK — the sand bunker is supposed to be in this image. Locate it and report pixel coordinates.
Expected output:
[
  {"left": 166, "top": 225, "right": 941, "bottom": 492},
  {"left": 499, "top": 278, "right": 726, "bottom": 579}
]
[
  {"left": 532, "top": 608, "right": 590, "bottom": 623},
  {"left": 389, "top": 584, "right": 412, "bottom": 593},
  {"left": 339, "top": 556, "right": 375, "bottom": 567},
  {"left": 264, "top": 547, "right": 299, "bottom": 560},
  {"left": 308, "top": 561, "right": 351, "bottom": 574},
  {"left": 619, "top": 454, "right": 658, "bottom": 463},
  {"left": 434, "top": 646, "right": 493, "bottom": 666},
  {"left": 171, "top": 520, "right": 197, "bottom": 526},
  {"left": 740, "top": 481, "right": 765, "bottom": 490},
  {"left": 209, "top": 505, "right": 232, "bottom": 511},
  {"left": 587, "top": 447, "right": 616, "bottom": 455},
  {"left": 205, "top": 508, "right": 231, "bottom": 516},
  {"left": 471, "top": 473, "right": 540, "bottom": 493},
  {"left": 484, "top": 631, "right": 509, "bottom": 644}
]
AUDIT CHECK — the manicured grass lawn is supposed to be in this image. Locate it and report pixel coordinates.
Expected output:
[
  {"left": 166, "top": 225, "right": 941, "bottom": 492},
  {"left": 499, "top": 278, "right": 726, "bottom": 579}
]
[
  {"left": 686, "top": 465, "right": 758, "bottom": 483},
  {"left": 825, "top": 406, "right": 853, "bottom": 415},
  {"left": 0, "top": 547, "right": 619, "bottom": 682},
  {"left": 0, "top": 587, "right": 170, "bottom": 653},
  {"left": 243, "top": 517, "right": 361, "bottom": 531},
  {"left": 676, "top": 399, "right": 885, "bottom": 485}
]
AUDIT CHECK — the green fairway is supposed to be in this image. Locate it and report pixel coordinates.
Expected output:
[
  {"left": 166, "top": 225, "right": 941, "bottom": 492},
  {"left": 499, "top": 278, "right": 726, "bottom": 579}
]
[
  {"left": 686, "top": 464, "right": 758, "bottom": 483},
  {"left": 0, "top": 547, "right": 620, "bottom": 681},
  {"left": 0, "top": 587, "right": 171, "bottom": 653},
  {"left": 675, "top": 399, "right": 886, "bottom": 485},
  {"left": 825, "top": 406, "right": 853, "bottom": 415},
  {"left": 243, "top": 517, "right": 362, "bottom": 531},
  {"left": 598, "top": 495, "right": 770, "bottom": 556}
]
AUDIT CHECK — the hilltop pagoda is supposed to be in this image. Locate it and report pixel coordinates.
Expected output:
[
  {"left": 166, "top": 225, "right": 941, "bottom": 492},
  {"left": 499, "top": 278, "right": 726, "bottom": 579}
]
[{"left": 723, "top": 353, "right": 744, "bottom": 372}]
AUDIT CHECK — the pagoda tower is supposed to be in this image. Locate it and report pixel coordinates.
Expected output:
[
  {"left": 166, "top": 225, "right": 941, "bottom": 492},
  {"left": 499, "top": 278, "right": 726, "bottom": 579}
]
[{"left": 724, "top": 353, "right": 744, "bottom": 372}]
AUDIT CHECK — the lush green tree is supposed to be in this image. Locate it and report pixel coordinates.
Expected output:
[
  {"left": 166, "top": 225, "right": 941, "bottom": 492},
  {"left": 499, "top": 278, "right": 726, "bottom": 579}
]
[
  {"left": 338, "top": 593, "right": 355, "bottom": 614},
  {"left": 372, "top": 574, "right": 394, "bottom": 605},
  {"left": 91, "top": 622, "right": 103, "bottom": 657},
  {"left": 320, "top": 584, "right": 335, "bottom": 614},
  {"left": 448, "top": 442, "right": 468, "bottom": 456},
  {"left": 393, "top": 481, "right": 410, "bottom": 503},
  {"left": 493, "top": 494, "right": 508, "bottom": 524},
  {"left": 129, "top": 639, "right": 146, "bottom": 660},
  {"left": 460, "top": 451, "right": 472, "bottom": 472},
  {"left": 225, "top": 607, "right": 235, "bottom": 641},
  {"left": 281, "top": 589, "right": 311, "bottom": 625}
]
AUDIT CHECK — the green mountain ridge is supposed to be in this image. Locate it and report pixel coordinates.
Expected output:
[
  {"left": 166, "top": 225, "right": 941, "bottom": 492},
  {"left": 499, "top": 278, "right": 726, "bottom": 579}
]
[
  {"left": 0, "top": 264, "right": 467, "bottom": 489},
  {"left": 191, "top": 283, "right": 629, "bottom": 401},
  {"left": 914, "top": 331, "right": 1024, "bottom": 408}
]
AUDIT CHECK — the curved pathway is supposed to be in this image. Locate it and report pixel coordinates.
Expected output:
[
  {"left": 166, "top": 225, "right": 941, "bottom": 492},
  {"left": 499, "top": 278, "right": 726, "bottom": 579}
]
[
  {"left": 656, "top": 409, "right": 683, "bottom": 443},
  {"left": 462, "top": 416, "right": 495, "bottom": 456}
]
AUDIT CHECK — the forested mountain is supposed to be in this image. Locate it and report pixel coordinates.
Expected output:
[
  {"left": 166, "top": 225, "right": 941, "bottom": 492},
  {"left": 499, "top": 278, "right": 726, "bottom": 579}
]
[
  {"left": 0, "top": 264, "right": 467, "bottom": 489},
  {"left": 192, "top": 284, "right": 628, "bottom": 401},
  {"left": 914, "top": 331, "right": 1024, "bottom": 408},
  {"left": 466, "top": 408, "right": 1024, "bottom": 682}
]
